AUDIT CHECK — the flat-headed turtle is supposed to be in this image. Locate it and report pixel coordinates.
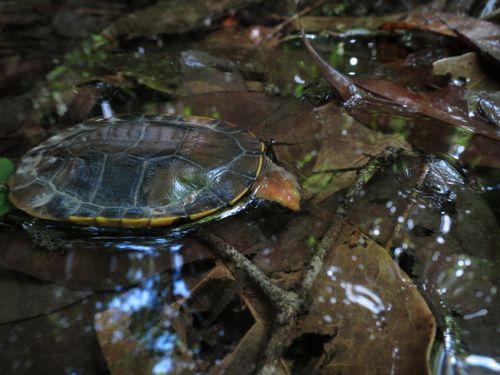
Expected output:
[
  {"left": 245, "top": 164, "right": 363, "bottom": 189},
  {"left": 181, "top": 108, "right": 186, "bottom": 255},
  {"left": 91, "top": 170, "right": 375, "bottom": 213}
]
[{"left": 7, "top": 115, "right": 301, "bottom": 228}]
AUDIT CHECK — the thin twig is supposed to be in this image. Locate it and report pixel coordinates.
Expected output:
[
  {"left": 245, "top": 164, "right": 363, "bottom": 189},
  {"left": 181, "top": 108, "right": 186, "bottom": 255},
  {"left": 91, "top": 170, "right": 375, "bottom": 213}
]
[
  {"left": 196, "top": 228, "right": 301, "bottom": 323},
  {"left": 384, "top": 156, "right": 429, "bottom": 250},
  {"left": 196, "top": 148, "right": 414, "bottom": 374},
  {"left": 258, "top": 148, "right": 413, "bottom": 373},
  {"left": 299, "top": 148, "right": 407, "bottom": 295},
  {"left": 259, "top": 0, "right": 328, "bottom": 47}
]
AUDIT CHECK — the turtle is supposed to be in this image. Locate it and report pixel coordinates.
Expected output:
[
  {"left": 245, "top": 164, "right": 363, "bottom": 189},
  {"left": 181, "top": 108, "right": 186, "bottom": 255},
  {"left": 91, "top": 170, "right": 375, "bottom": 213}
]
[{"left": 7, "top": 114, "right": 301, "bottom": 229}]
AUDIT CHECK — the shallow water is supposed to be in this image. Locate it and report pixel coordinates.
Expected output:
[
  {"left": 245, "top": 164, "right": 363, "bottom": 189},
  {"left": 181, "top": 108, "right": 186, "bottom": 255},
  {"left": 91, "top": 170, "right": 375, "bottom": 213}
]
[{"left": 0, "top": 1, "right": 499, "bottom": 374}]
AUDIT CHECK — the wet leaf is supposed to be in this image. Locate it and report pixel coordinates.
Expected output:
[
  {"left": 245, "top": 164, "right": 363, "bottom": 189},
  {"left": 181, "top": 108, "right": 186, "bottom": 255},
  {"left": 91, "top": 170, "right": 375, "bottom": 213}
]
[
  {"left": 102, "top": 52, "right": 181, "bottom": 96},
  {"left": 432, "top": 52, "right": 499, "bottom": 89},
  {"left": 0, "top": 270, "right": 92, "bottom": 324},
  {"left": 0, "top": 226, "right": 175, "bottom": 291},
  {"left": 216, "top": 322, "right": 268, "bottom": 375},
  {"left": 304, "top": 102, "right": 410, "bottom": 203},
  {"left": 290, "top": 224, "right": 435, "bottom": 374},
  {"left": 95, "top": 263, "right": 253, "bottom": 374},
  {"left": 347, "top": 155, "right": 500, "bottom": 373},
  {"left": 380, "top": 13, "right": 458, "bottom": 38},
  {"left": 252, "top": 204, "right": 333, "bottom": 276},
  {"left": 474, "top": 90, "right": 500, "bottom": 126},
  {"left": 381, "top": 13, "right": 500, "bottom": 66},
  {"left": 440, "top": 13, "right": 500, "bottom": 66},
  {"left": 0, "top": 295, "right": 108, "bottom": 374},
  {"left": 177, "top": 68, "right": 248, "bottom": 96},
  {"left": 293, "top": 14, "right": 404, "bottom": 33},
  {"left": 103, "top": 0, "right": 262, "bottom": 39},
  {"left": 303, "top": 34, "right": 500, "bottom": 142},
  {"left": 355, "top": 78, "right": 500, "bottom": 141},
  {"left": 96, "top": 297, "right": 199, "bottom": 374}
]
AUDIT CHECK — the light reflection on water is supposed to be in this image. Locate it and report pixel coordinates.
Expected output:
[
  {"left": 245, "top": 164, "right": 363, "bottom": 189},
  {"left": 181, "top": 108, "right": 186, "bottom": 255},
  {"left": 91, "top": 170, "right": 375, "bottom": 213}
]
[
  {"left": 170, "top": 244, "right": 191, "bottom": 298},
  {"left": 344, "top": 283, "right": 386, "bottom": 316},
  {"left": 465, "top": 355, "right": 500, "bottom": 373},
  {"left": 90, "top": 237, "right": 195, "bottom": 374}
]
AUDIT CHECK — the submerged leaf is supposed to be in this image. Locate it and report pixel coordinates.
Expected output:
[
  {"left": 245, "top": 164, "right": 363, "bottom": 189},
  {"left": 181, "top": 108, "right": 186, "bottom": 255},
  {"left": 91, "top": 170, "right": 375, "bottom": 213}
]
[
  {"left": 0, "top": 270, "right": 92, "bottom": 324},
  {"left": 95, "top": 263, "right": 255, "bottom": 374},
  {"left": 292, "top": 224, "right": 435, "bottom": 374},
  {"left": 304, "top": 102, "right": 410, "bottom": 203},
  {"left": 381, "top": 13, "right": 500, "bottom": 66},
  {"left": 347, "top": 155, "right": 500, "bottom": 373},
  {"left": 103, "top": 0, "right": 261, "bottom": 39},
  {"left": 0, "top": 296, "right": 108, "bottom": 374},
  {"left": 303, "top": 34, "right": 500, "bottom": 142},
  {"left": 0, "top": 227, "right": 175, "bottom": 291},
  {"left": 432, "top": 52, "right": 499, "bottom": 89}
]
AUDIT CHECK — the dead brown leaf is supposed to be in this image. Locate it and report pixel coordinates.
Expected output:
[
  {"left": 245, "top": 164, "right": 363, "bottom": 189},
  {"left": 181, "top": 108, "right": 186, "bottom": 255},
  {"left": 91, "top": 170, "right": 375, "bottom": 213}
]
[
  {"left": 291, "top": 224, "right": 435, "bottom": 375},
  {"left": 432, "top": 52, "right": 499, "bottom": 89},
  {"left": 103, "top": 0, "right": 262, "bottom": 39},
  {"left": 381, "top": 13, "right": 500, "bottom": 66},
  {"left": 304, "top": 102, "right": 410, "bottom": 203},
  {"left": 347, "top": 155, "right": 500, "bottom": 369},
  {"left": 0, "top": 269, "right": 92, "bottom": 324},
  {"left": 0, "top": 295, "right": 108, "bottom": 374},
  {"left": 302, "top": 33, "right": 500, "bottom": 149},
  {"left": 0, "top": 227, "right": 174, "bottom": 291}
]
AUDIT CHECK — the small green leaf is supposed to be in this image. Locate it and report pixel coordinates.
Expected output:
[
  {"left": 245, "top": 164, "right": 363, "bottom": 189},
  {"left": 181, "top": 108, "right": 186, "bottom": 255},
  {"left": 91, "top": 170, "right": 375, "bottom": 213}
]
[
  {"left": 0, "top": 158, "right": 14, "bottom": 183},
  {"left": 183, "top": 106, "right": 192, "bottom": 116},
  {"left": 0, "top": 158, "right": 14, "bottom": 217}
]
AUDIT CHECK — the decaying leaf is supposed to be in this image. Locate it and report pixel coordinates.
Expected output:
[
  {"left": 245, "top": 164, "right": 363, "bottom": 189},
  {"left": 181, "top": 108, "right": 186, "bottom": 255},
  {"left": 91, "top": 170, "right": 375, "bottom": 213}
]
[
  {"left": 303, "top": 102, "right": 410, "bottom": 203},
  {"left": 0, "top": 226, "right": 175, "bottom": 291},
  {"left": 0, "top": 295, "right": 108, "bottom": 374},
  {"left": 303, "top": 33, "right": 500, "bottom": 142},
  {"left": 103, "top": 0, "right": 262, "bottom": 39},
  {"left": 381, "top": 13, "right": 500, "bottom": 66},
  {"left": 0, "top": 270, "right": 92, "bottom": 324},
  {"left": 286, "top": 224, "right": 435, "bottom": 374},
  {"left": 432, "top": 52, "right": 499, "bottom": 89},
  {"left": 347, "top": 155, "right": 500, "bottom": 372}
]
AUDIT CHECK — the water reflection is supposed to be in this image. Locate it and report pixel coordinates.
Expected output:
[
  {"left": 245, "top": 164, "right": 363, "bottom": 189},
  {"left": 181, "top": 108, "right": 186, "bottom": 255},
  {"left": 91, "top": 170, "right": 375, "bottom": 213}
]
[
  {"left": 170, "top": 244, "right": 190, "bottom": 298},
  {"left": 344, "top": 283, "right": 386, "bottom": 316},
  {"left": 465, "top": 354, "right": 500, "bottom": 373}
]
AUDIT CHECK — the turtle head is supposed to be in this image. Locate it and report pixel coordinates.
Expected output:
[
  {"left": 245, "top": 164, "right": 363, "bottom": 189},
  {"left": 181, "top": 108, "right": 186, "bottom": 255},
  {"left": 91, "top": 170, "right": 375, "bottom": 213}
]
[{"left": 253, "top": 158, "right": 301, "bottom": 212}]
